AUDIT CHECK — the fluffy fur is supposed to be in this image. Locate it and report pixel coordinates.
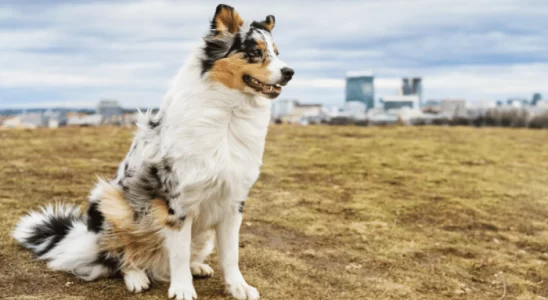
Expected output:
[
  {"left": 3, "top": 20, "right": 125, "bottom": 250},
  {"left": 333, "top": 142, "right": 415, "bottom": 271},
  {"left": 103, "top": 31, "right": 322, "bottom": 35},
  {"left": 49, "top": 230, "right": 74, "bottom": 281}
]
[{"left": 12, "top": 4, "right": 293, "bottom": 300}]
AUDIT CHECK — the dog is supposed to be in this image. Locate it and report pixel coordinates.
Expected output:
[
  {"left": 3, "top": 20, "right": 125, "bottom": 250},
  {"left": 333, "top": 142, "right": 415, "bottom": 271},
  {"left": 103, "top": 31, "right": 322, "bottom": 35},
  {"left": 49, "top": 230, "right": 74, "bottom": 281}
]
[{"left": 12, "top": 4, "right": 293, "bottom": 300}]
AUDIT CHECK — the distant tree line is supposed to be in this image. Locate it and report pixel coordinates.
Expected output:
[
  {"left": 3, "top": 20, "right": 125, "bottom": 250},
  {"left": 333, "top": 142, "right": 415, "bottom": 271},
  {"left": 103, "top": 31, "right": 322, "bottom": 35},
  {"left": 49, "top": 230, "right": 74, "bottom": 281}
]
[{"left": 328, "top": 108, "right": 548, "bottom": 129}]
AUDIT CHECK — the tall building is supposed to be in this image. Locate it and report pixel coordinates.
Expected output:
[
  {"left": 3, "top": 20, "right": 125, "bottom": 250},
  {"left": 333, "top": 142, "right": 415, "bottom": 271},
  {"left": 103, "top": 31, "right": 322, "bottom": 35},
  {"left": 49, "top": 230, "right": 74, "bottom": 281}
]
[
  {"left": 412, "top": 78, "right": 423, "bottom": 107},
  {"left": 402, "top": 78, "right": 412, "bottom": 95},
  {"left": 345, "top": 71, "right": 374, "bottom": 110},
  {"left": 532, "top": 93, "right": 543, "bottom": 106},
  {"left": 401, "top": 77, "right": 423, "bottom": 107}
]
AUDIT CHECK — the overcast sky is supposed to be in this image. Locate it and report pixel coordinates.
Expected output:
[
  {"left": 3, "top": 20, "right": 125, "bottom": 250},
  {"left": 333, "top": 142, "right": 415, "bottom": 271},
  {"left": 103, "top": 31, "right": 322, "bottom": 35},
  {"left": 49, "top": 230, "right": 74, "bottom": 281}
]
[{"left": 1, "top": 0, "right": 547, "bottom": 108}]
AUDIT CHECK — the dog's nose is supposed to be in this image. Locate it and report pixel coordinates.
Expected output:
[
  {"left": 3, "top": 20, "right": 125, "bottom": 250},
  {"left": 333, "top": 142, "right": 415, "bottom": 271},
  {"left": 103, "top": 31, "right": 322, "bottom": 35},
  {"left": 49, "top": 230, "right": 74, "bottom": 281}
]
[{"left": 281, "top": 67, "right": 294, "bottom": 81}]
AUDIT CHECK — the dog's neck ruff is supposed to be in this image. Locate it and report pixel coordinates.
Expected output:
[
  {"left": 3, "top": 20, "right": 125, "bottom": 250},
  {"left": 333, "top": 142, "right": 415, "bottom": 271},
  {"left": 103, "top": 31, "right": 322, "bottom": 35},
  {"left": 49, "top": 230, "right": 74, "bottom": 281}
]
[{"left": 158, "top": 44, "right": 272, "bottom": 173}]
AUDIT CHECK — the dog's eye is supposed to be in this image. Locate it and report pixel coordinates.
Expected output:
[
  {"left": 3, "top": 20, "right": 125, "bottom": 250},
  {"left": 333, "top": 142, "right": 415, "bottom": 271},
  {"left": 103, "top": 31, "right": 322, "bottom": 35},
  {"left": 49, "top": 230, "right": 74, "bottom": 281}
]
[{"left": 249, "top": 49, "right": 262, "bottom": 58}]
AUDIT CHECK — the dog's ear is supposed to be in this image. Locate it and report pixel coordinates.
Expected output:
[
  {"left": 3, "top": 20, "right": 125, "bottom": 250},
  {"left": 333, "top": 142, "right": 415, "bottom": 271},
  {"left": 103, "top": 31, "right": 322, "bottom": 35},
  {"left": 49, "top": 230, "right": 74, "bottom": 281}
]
[
  {"left": 211, "top": 4, "right": 244, "bottom": 34},
  {"left": 262, "top": 15, "right": 276, "bottom": 31},
  {"left": 252, "top": 15, "right": 275, "bottom": 32}
]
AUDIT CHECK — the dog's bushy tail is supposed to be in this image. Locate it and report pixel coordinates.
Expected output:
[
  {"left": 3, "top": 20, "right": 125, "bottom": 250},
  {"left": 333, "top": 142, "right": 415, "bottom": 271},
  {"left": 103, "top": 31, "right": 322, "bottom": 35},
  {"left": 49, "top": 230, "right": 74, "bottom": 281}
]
[{"left": 12, "top": 204, "right": 112, "bottom": 281}]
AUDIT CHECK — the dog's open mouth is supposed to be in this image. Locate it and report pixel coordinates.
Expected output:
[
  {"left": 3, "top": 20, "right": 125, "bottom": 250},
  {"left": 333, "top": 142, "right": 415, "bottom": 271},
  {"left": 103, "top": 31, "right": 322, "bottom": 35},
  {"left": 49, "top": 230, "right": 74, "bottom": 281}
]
[{"left": 243, "top": 75, "right": 282, "bottom": 98}]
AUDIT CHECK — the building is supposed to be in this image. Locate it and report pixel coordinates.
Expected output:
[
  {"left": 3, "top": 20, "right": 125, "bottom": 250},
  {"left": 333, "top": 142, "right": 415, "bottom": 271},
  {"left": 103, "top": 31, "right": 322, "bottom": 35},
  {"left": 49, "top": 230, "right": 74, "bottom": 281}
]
[
  {"left": 97, "top": 100, "right": 122, "bottom": 119},
  {"left": 3, "top": 112, "right": 47, "bottom": 128},
  {"left": 43, "top": 110, "right": 67, "bottom": 128},
  {"left": 344, "top": 101, "right": 367, "bottom": 119},
  {"left": 400, "top": 77, "right": 423, "bottom": 107},
  {"left": 66, "top": 112, "right": 90, "bottom": 119},
  {"left": 276, "top": 101, "right": 327, "bottom": 124},
  {"left": 271, "top": 99, "right": 296, "bottom": 120},
  {"left": 440, "top": 99, "right": 467, "bottom": 117},
  {"left": 283, "top": 103, "right": 323, "bottom": 124},
  {"left": 401, "top": 78, "right": 413, "bottom": 95},
  {"left": 2, "top": 116, "right": 23, "bottom": 128},
  {"left": 271, "top": 99, "right": 330, "bottom": 124},
  {"left": 507, "top": 98, "right": 529, "bottom": 108},
  {"left": 532, "top": 93, "right": 543, "bottom": 106},
  {"left": 345, "top": 71, "right": 374, "bottom": 110},
  {"left": 422, "top": 100, "right": 441, "bottom": 113},
  {"left": 67, "top": 114, "right": 103, "bottom": 127},
  {"left": 381, "top": 95, "right": 421, "bottom": 111}
]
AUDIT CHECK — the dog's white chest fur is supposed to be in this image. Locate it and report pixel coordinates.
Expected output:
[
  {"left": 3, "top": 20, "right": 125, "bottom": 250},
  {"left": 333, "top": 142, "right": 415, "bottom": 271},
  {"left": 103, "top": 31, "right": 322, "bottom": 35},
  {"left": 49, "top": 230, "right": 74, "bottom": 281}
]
[{"left": 158, "top": 82, "right": 271, "bottom": 228}]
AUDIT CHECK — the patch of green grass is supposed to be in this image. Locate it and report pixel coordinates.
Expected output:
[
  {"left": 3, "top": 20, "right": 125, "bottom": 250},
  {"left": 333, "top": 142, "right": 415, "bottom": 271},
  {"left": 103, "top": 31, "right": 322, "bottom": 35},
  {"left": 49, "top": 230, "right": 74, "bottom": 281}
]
[{"left": 1, "top": 126, "right": 548, "bottom": 299}]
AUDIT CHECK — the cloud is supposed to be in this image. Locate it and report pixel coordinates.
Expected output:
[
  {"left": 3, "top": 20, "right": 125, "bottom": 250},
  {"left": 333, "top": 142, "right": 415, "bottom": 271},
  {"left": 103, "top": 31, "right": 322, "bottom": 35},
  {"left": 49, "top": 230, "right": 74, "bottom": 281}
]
[{"left": 0, "top": 0, "right": 547, "bottom": 108}]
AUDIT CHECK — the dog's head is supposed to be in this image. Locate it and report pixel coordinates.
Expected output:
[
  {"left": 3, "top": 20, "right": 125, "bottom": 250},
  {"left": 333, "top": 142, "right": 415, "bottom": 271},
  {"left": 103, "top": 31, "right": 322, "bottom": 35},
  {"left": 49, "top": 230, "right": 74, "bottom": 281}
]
[{"left": 202, "top": 4, "right": 294, "bottom": 99}]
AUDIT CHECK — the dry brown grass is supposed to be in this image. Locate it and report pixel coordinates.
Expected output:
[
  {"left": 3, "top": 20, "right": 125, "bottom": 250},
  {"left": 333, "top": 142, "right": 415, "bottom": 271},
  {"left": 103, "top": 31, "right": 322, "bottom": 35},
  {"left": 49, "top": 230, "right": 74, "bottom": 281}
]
[{"left": 1, "top": 125, "right": 548, "bottom": 300}]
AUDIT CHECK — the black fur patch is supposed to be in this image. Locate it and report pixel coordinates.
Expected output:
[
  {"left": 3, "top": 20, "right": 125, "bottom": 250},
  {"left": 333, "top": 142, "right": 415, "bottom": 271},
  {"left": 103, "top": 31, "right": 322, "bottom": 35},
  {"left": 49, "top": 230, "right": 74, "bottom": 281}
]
[
  {"left": 148, "top": 120, "right": 160, "bottom": 129},
  {"left": 87, "top": 202, "right": 104, "bottom": 233},
  {"left": 94, "top": 251, "right": 120, "bottom": 273},
  {"left": 251, "top": 21, "right": 270, "bottom": 32},
  {"left": 238, "top": 201, "right": 245, "bottom": 213},
  {"left": 225, "top": 33, "right": 242, "bottom": 57},
  {"left": 202, "top": 37, "right": 233, "bottom": 75},
  {"left": 163, "top": 198, "right": 176, "bottom": 215},
  {"left": 242, "top": 38, "right": 259, "bottom": 63},
  {"left": 26, "top": 213, "right": 77, "bottom": 257},
  {"left": 149, "top": 165, "right": 159, "bottom": 177},
  {"left": 159, "top": 158, "right": 180, "bottom": 199}
]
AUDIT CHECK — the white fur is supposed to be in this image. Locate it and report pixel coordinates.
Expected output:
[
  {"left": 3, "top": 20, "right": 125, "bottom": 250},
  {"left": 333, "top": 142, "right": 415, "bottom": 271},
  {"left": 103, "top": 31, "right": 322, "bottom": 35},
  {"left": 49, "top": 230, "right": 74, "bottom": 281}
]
[
  {"left": 164, "top": 222, "right": 196, "bottom": 300},
  {"left": 124, "top": 269, "right": 150, "bottom": 293},
  {"left": 12, "top": 204, "right": 79, "bottom": 249},
  {"left": 141, "top": 27, "right": 269, "bottom": 299},
  {"left": 89, "top": 180, "right": 106, "bottom": 202},
  {"left": 12, "top": 204, "right": 108, "bottom": 281},
  {"left": 260, "top": 29, "right": 288, "bottom": 83},
  {"left": 41, "top": 221, "right": 108, "bottom": 281},
  {"left": 190, "top": 230, "right": 215, "bottom": 277},
  {"left": 216, "top": 212, "right": 260, "bottom": 300}
]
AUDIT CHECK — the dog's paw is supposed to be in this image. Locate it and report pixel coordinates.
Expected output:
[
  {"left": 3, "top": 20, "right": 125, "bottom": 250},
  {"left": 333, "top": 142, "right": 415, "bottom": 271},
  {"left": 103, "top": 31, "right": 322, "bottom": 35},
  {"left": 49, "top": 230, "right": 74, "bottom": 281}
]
[
  {"left": 191, "top": 262, "right": 214, "bottom": 278},
  {"left": 123, "top": 269, "right": 150, "bottom": 293},
  {"left": 225, "top": 281, "right": 260, "bottom": 300},
  {"left": 168, "top": 282, "right": 197, "bottom": 300}
]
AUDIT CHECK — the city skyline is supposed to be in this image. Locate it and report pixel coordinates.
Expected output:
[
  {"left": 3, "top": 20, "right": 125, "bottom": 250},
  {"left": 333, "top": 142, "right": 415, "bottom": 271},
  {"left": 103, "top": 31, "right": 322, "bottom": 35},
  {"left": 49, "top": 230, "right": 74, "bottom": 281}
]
[{"left": 1, "top": 0, "right": 547, "bottom": 108}]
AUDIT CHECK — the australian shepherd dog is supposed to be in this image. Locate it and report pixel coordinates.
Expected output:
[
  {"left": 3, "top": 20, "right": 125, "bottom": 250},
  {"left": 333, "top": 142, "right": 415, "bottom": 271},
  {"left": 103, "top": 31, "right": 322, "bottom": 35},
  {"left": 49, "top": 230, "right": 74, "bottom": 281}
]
[{"left": 12, "top": 4, "right": 293, "bottom": 300}]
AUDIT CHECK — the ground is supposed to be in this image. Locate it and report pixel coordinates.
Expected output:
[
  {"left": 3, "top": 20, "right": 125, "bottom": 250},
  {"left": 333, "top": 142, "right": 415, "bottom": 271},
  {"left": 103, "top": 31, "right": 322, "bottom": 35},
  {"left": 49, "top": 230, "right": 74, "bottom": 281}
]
[{"left": 1, "top": 125, "right": 548, "bottom": 300}]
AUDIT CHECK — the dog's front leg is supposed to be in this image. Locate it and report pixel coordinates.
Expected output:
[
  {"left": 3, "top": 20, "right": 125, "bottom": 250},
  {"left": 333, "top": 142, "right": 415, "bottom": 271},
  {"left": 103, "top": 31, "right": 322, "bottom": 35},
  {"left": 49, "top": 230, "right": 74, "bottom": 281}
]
[
  {"left": 216, "top": 206, "right": 259, "bottom": 300},
  {"left": 163, "top": 218, "right": 196, "bottom": 300}
]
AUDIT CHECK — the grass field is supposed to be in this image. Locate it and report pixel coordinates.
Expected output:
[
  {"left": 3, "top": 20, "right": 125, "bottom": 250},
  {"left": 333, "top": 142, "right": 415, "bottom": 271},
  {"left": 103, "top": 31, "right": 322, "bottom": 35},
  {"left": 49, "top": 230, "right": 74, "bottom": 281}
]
[{"left": 1, "top": 125, "right": 548, "bottom": 300}]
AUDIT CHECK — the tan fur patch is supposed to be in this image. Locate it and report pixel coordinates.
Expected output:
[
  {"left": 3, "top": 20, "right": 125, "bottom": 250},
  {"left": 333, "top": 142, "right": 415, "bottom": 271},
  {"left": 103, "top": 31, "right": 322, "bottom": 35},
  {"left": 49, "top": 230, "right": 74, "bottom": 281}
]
[
  {"left": 256, "top": 40, "right": 267, "bottom": 54},
  {"left": 215, "top": 7, "right": 243, "bottom": 34},
  {"left": 151, "top": 199, "right": 183, "bottom": 229},
  {"left": 209, "top": 53, "right": 272, "bottom": 91},
  {"left": 263, "top": 15, "right": 275, "bottom": 31},
  {"left": 96, "top": 181, "right": 170, "bottom": 280},
  {"left": 98, "top": 183, "right": 133, "bottom": 230}
]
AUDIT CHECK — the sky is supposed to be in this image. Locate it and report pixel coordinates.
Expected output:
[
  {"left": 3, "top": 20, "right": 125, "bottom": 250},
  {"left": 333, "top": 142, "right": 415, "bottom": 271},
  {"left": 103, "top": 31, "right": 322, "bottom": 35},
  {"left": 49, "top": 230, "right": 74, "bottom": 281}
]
[{"left": 0, "top": 0, "right": 547, "bottom": 109}]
